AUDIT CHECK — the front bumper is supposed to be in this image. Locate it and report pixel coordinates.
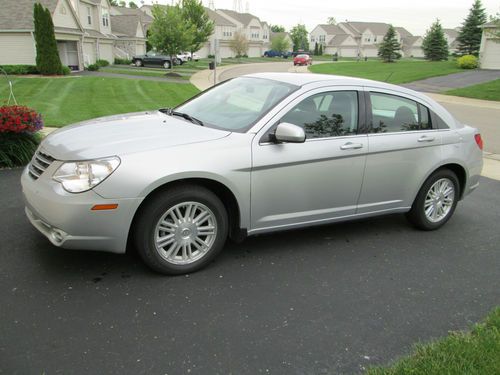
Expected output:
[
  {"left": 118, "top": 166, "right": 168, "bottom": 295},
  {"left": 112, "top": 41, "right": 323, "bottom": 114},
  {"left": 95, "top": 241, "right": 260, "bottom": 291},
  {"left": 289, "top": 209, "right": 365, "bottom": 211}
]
[{"left": 21, "top": 165, "right": 142, "bottom": 254}]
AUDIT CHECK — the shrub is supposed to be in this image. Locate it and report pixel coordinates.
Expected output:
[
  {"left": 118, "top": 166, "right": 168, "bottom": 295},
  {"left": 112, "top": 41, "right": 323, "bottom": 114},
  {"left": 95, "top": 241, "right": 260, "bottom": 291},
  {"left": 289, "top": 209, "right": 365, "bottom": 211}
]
[
  {"left": 0, "top": 105, "right": 44, "bottom": 167},
  {"left": 86, "top": 63, "right": 99, "bottom": 71},
  {"left": 457, "top": 54, "right": 478, "bottom": 69},
  {"left": 0, "top": 65, "right": 39, "bottom": 75},
  {"left": 114, "top": 58, "right": 132, "bottom": 65},
  {"left": 96, "top": 59, "right": 110, "bottom": 67},
  {"left": 62, "top": 66, "right": 71, "bottom": 75}
]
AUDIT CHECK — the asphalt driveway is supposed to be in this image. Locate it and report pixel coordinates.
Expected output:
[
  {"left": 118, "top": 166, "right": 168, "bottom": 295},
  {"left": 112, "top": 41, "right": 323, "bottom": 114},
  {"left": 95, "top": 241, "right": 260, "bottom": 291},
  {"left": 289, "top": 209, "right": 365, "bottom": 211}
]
[
  {"left": 402, "top": 69, "right": 500, "bottom": 93},
  {"left": 1, "top": 168, "right": 499, "bottom": 374}
]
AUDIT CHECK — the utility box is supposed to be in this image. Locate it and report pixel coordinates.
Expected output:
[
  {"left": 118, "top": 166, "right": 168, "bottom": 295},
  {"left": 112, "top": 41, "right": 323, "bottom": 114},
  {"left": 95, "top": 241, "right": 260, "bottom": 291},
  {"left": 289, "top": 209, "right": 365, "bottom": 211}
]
[{"left": 209, "top": 61, "right": 215, "bottom": 70}]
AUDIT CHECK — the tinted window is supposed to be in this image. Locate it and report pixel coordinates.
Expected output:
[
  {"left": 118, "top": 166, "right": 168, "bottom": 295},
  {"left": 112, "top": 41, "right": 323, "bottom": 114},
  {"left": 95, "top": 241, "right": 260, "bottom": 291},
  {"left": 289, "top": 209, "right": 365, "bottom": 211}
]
[
  {"left": 369, "top": 92, "right": 432, "bottom": 133},
  {"left": 281, "top": 91, "right": 359, "bottom": 139}
]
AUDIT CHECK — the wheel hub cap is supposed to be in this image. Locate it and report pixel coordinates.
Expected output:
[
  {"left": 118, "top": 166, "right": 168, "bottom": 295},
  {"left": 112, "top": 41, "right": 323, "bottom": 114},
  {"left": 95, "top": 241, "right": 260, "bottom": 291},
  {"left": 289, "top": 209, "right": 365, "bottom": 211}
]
[
  {"left": 424, "top": 178, "right": 455, "bottom": 223},
  {"left": 154, "top": 202, "right": 217, "bottom": 265}
]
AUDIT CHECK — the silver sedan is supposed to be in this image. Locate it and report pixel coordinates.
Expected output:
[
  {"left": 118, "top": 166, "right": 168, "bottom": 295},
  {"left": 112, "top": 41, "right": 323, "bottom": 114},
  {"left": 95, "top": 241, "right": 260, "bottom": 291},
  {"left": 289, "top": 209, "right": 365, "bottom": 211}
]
[{"left": 22, "top": 73, "right": 483, "bottom": 274}]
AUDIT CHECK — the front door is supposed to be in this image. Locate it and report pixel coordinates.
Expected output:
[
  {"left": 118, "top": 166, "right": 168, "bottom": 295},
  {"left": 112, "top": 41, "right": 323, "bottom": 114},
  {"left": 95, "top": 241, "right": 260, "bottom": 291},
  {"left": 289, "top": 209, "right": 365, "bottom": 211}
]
[{"left": 250, "top": 88, "right": 368, "bottom": 233}]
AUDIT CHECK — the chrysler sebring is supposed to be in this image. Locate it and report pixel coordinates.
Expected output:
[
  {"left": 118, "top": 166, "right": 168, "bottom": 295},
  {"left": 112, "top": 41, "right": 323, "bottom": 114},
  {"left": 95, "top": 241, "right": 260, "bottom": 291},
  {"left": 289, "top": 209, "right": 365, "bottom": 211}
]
[{"left": 22, "top": 73, "right": 483, "bottom": 274}]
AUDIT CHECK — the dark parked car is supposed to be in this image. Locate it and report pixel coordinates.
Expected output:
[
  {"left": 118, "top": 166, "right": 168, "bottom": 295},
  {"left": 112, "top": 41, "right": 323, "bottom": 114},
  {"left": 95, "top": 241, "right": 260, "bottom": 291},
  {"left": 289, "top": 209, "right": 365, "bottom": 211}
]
[
  {"left": 264, "top": 50, "right": 292, "bottom": 58},
  {"left": 132, "top": 51, "right": 181, "bottom": 69}
]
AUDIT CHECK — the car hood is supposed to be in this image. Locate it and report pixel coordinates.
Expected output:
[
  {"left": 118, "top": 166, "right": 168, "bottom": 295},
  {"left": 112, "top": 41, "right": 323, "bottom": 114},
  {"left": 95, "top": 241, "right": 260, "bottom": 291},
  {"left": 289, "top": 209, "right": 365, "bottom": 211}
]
[{"left": 41, "top": 111, "right": 231, "bottom": 160}]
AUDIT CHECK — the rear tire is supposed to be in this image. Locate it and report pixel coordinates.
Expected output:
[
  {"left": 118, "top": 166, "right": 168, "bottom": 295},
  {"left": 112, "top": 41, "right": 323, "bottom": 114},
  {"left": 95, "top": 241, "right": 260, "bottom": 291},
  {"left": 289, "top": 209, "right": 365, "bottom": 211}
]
[
  {"left": 134, "top": 185, "right": 228, "bottom": 275},
  {"left": 406, "top": 169, "right": 460, "bottom": 230},
  {"left": 135, "top": 59, "right": 143, "bottom": 67},
  {"left": 163, "top": 60, "right": 171, "bottom": 69}
]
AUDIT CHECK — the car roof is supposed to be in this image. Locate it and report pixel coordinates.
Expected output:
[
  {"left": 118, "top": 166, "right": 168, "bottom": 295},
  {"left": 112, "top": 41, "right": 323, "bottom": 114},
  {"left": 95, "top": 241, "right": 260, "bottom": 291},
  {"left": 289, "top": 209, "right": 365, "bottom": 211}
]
[{"left": 244, "top": 72, "right": 433, "bottom": 103}]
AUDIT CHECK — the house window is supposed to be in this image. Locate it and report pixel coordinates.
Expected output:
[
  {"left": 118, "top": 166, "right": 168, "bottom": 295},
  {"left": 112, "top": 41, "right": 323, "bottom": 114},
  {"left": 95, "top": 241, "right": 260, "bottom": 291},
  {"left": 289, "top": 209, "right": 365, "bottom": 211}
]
[
  {"left": 374, "top": 36, "right": 377, "bottom": 42},
  {"left": 319, "top": 35, "right": 325, "bottom": 42},
  {"left": 102, "top": 8, "right": 109, "bottom": 27},
  {"left": 86, "top": 6, "right": 92, "bottom": 25},
  {"left": 310, "top": 36, "right": 315, "bottom": 42}
]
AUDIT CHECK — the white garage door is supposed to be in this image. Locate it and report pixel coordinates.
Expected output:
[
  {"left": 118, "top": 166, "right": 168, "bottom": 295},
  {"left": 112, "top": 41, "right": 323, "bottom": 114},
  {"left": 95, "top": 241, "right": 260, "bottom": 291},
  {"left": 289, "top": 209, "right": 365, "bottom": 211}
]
[
  {"left": 135, "top": 43, "right": 145, "bottom": 56},
  {"left": 339, "top": 47, "right": 357, "bottom": 57},
  {"left": 248, "top": 46, "right": 261, "bottom": 57},
  {"left": 83, "top": 41, "right": 96, "bottom": 65},
  {"left": 99, "top": 43, "right": 113, "bottom": 64},
  {"left": 481, "top": 40, "right": 500, "bottom": 69}
]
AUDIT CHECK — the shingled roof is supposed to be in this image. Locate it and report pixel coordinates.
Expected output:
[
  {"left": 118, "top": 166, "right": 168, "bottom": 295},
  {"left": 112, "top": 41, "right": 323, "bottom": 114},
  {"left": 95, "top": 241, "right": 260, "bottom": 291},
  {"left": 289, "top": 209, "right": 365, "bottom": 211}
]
[
  {"left": 0, "top": 0, "right": 59, "bottom": 30},
  {"left": 205, "top": 8, "right": 236, "bottom": 27},
  {"left": 218, "top": 9, "right": 261, "bottom": 27},
  {"left": 111, "top": 6, "right": 153, "bottom": 25},
  {"left": 110, "top": 15, "right": 144, "bottom": 38}
]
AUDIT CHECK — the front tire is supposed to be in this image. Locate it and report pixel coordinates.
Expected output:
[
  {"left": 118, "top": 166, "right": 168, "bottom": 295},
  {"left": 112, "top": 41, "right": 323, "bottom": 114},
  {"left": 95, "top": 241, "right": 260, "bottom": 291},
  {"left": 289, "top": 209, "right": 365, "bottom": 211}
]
[
  {"left": 134, "top": 185, "right": 228, "bottom": 275},
  {"left": 135, "top": 59, "right": 143, "bottom": 67},
  {"left": 163, "top": 60, "right": 171, "bottom": 69},
  {"left": 406, "top": 169, "right": 460, "bottom": 230}
]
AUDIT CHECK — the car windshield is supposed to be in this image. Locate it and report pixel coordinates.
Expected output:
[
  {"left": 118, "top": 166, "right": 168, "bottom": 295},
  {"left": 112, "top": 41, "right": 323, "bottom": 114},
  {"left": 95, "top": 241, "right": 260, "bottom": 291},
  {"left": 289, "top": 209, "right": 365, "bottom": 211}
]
[{"left": 175, "top": 77, "right": 298, "bottom": 132}]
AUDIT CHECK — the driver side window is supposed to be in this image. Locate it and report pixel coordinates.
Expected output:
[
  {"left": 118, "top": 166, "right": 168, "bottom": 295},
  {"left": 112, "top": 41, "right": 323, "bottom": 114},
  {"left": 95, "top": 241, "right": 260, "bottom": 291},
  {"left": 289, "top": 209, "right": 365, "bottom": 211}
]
[{"left": 281, "top": 91, "right": 359, "bottom": 139}]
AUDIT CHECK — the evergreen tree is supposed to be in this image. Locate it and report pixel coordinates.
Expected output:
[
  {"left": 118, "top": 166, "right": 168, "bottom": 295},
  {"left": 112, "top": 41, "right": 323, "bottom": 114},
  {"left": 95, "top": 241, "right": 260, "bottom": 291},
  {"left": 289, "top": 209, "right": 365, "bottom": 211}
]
[
  {"left": 314, "top": 42, "right": 319, "bottom": 56},
  {"left": 33, "top": 3, "right": 64, "bottom": 75},
  {"left": 422, "top": 20, "right": 449, "bottom": 61},
  {"left": 319, "top": 43, "right": 323, "bottom": 55},
  {"left": 377, "top": 25, "right": 402, "bottom": 62},
  {"left": 456, "top": 0, "right": 487, "bottom": 56}
]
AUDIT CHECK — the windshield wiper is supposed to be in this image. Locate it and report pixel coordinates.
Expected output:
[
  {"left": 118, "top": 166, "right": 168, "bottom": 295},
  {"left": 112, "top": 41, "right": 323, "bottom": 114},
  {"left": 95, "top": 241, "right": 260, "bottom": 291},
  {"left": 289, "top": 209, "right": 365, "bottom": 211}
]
[{"left": 160, "top": 108, "right": 204, "bottom": 126}]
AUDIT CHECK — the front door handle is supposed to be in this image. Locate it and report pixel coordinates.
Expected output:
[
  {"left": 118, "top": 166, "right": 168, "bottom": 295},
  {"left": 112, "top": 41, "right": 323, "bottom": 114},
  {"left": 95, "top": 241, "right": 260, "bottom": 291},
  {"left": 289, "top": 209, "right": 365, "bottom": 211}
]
[
  {"left": 418, "top": 136, "right": 435, "bottom": 142},
  {"left": 340, "top": 142, "right": 363, "bottom": 150}
]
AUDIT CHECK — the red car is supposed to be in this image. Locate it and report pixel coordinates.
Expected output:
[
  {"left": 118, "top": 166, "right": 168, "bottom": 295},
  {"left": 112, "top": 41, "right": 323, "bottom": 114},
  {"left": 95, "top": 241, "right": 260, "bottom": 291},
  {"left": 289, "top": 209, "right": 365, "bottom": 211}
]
[{"left": 293, "top": 54, "right": 312, "bottom": 66}]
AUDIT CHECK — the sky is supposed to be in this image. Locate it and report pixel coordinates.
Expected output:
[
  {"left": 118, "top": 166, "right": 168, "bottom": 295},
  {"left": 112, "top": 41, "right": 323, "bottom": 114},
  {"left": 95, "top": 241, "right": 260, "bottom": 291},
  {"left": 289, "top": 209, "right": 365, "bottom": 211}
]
[{"left": 137, "top": 0, "right": 499, "bottom": 36}]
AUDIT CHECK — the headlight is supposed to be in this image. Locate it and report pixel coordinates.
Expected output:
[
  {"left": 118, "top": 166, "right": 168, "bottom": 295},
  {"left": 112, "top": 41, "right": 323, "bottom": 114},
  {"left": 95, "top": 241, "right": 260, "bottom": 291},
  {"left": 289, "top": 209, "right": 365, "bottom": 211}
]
[{"left": 53, "top": 157, "right": 120, "bottom": 193}]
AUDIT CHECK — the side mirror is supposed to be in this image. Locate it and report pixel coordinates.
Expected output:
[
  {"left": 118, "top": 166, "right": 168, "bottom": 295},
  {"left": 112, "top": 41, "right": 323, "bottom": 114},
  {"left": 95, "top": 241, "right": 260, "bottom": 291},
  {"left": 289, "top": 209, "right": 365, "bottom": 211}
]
[{"left": 274, "top": 122, "right": 306, "bottom": 143}]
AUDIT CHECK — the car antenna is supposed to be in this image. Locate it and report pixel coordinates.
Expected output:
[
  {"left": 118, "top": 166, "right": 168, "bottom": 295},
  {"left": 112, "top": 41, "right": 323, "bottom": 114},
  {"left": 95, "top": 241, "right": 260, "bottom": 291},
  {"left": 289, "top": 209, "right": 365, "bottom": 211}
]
[
  {"left": 0, "top": 66, "right": 17, "bottom": 105},
  {"left": 384, "top": 72, "right": 394, "bottom": 83}
]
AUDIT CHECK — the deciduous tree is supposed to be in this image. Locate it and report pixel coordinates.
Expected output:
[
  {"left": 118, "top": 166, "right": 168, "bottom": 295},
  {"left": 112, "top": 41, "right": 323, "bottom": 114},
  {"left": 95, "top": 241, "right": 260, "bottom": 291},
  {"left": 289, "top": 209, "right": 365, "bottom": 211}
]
[
  {"left": 270, "top": 25, "right": 285, "bottom": 33},
  {"left": 271, "top": 34, "right": 291, "bottom": 54},
  {"left": 149, "top": 4, "right": 195, "bottom": 68},
  {"left": 290, "top": 24, "right": 308, "bottom": 51},
  {"left": 181, "top": 0, "right": 214, "bottom": 58},
  {"left": 229, "top": 30, "right": 249, "bottom": 57}
]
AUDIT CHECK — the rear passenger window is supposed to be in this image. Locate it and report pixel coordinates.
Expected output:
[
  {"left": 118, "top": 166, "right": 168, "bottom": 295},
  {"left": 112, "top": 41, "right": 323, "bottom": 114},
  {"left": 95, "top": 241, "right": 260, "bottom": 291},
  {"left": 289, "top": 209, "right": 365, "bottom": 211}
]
[{"left": 369, "top": 92, "right": 432, "bottom": 133}]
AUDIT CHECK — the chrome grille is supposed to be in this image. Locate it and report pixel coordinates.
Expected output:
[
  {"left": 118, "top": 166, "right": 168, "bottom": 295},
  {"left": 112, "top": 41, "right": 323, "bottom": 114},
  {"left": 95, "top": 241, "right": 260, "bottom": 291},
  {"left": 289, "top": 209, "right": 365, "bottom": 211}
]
[{"left": 28, "top": 151, "right": 55, "bottom": 180}]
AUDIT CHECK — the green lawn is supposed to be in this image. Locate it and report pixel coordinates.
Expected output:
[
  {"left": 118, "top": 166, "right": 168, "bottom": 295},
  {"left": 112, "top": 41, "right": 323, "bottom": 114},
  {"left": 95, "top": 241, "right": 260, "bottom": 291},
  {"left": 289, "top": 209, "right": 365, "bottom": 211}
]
[
  {"left": 309, "top": 60, "right": 462, "bottom": 84},
  {"left": 367, "top": 308, "right": 500, "bottom": 375},
  {"left": 101, "top": 67, "right": 191, "bottom": 80},
  {"left": 445, "top": 79, "right": 500, "bottom": 101},
  {"left": 0, "top": 76, "right": 199, "bottom": 127}
]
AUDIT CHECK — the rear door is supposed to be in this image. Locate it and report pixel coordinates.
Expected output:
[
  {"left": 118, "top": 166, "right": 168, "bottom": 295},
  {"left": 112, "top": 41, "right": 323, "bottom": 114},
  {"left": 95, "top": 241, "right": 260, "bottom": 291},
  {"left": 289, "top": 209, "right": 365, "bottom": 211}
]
[{"left": 357, "top": 88, "right": 443, "bottom": 213}]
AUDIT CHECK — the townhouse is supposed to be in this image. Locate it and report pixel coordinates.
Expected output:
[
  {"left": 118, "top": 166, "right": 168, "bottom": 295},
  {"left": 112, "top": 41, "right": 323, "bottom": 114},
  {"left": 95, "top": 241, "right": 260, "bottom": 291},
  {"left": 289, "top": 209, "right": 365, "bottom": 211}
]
[
  {"left": 0, "top": 0, "right": 147, "bottom": 70},
  {"left": 141, "top": 5, "right": 270, "bottom": 58},
  {"left": 309, "top": 22, "right": 413, "bottom": 58}
]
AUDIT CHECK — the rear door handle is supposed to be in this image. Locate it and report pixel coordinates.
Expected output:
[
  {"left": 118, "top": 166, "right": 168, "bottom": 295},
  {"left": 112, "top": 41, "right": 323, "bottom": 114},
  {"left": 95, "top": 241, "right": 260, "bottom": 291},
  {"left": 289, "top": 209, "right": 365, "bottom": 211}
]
[
  {"left": 418, "top": 136, "right": 435, "bottom": 142},
  {"left": 340, "top": 142, "right": 363, "bottom": 150}
]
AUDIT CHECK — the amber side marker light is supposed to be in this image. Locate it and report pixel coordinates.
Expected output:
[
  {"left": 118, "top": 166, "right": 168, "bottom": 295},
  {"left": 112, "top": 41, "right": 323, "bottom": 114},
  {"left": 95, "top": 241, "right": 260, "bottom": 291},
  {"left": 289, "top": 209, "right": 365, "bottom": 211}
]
[{"left": 91, "top": 204, "right": 119, "bottom": 211}]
